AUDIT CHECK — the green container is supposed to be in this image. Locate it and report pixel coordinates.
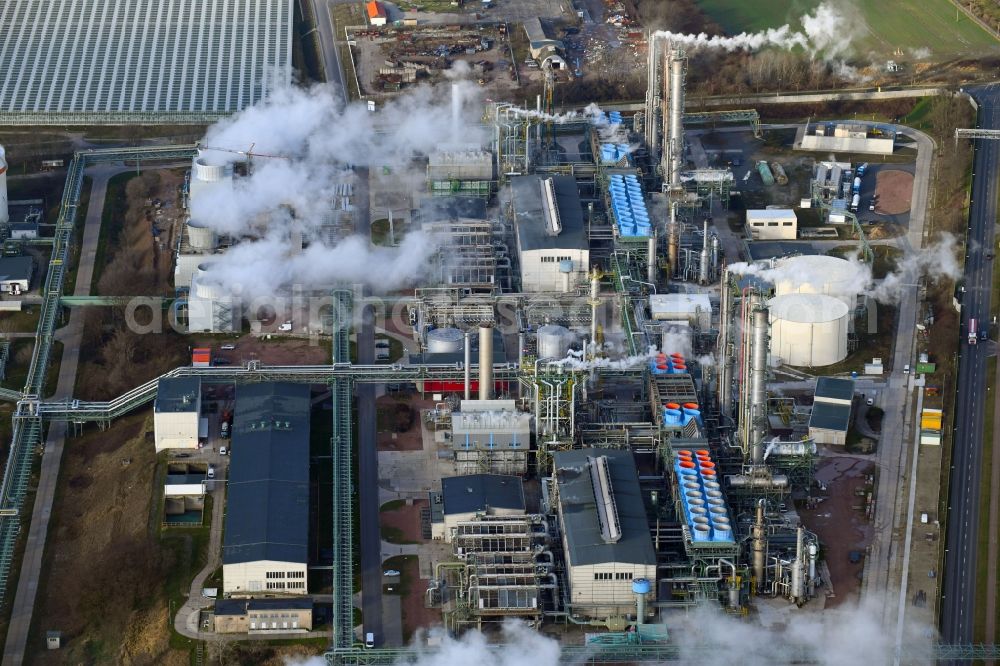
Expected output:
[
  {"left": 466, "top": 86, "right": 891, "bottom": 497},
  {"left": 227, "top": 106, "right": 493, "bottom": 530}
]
[{"left": 915, "top": 363, "right": 936, "bottom": 374}]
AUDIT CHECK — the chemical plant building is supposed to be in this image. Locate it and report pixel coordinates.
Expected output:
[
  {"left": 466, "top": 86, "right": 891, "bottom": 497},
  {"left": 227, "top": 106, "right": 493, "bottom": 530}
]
[
  {"left": 552, "top": 450, "right": 656, "bottom": 618},
  {"left": 222, "top": 383, "right": 310, "bottom": 596},
  {"left": 153, "top": 377, "right": 202, "bottom": 451},
  {"left": 432, "top": 474, "right": 526, "bottom": 542},
  {"left": 0, "top": 0, "right": 292, "bottom": 117},
  {"left": 450, "top": 400, "right": 532, "bottom": 475},
  {"left": 797, "top": 122, "right": 896, "bottom": 155},
  {"left": 214, "top": 598, "right": 313, "bottom": 634},
  {"left": 511, "top": 175, "right": 589, "bottom": 292},
  {"left": 745, "top": 209, "right": 797, "bottom": 241},
  {"left": 808, "top": 377, "right": 855, "bottom": 446}
]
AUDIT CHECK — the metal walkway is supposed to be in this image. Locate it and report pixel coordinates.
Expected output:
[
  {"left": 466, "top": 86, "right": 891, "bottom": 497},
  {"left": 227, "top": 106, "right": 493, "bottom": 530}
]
[{"left": 0, "top": 145, "right": 198, "bottom": 601}]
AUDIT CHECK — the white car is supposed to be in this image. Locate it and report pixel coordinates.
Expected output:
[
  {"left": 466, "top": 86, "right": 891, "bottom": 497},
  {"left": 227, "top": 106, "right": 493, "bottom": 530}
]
[
  {"left": 207, "top": 465, "right": 216, "bottom": 479},
  {"left": 278, "top": 321, "right": 293, "bottom": 332},
  {"left": 866, "top": 398, "right": 874, "bottom": 406},
  {"left": 220, "top": 446, "right": 228, "bottom": 456},
  {"left": 383, "top": 569, "right": 400, "bottom": 577},
  {"left": 220, "top": 343, "right": 236, "bottom": 351}
]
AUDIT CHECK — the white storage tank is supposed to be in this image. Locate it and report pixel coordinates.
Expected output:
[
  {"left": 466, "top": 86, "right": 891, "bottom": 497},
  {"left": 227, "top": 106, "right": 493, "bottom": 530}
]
[
  {"left": 536, "top": 324, "right": 571, "bottom": 360},
  {"left": 0, "top": 144, "right": 7, "bottom": 225},
  {"left": 426, "top": 327, "right": 465, "bottom": 354},
  {"left": 768, "top": 293, "right": 849, "bottom": 367},
  {"left": 772, "top": 255, "right": 859, "bottom": 312},
  {"left": 185, "top": 219, "right": 217, "bottom": 251}
]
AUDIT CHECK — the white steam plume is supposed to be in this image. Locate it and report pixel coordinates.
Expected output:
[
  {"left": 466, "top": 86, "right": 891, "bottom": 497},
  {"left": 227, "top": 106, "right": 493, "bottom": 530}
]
[
  {"left": 189, "top": 77, "right": 487, "bottom": 299},
  {"left": 727, "top": 235, "right": 961, "bottom": 305},
  {"left": 653, "top": 2, "right": 854, "bottom": 59},
  {"left": 284, "top": 602, "right": 931, "bottom": 666}
]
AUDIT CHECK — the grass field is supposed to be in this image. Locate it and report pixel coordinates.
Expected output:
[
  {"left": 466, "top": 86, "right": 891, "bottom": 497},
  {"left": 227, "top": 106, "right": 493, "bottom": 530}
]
[{"left": 695, "top": 0, "right": 999, "bottom": 57}]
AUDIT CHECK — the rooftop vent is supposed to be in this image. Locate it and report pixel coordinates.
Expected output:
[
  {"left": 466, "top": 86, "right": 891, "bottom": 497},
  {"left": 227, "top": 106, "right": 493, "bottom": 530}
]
[
  {"left": 588, "top": 455, "right": 622, "bottom": 543},
  {"left": 539, "top": 177, "right": 562, "bottom": 237}
]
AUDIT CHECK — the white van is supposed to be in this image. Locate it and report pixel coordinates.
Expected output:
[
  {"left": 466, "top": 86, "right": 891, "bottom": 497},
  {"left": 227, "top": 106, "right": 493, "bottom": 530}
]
[
  {"left": 207, "top": 465, "right": 216, "bottom": 479},
  {"left": 365, "top": 632, "right": 375, "bottom": 648}
]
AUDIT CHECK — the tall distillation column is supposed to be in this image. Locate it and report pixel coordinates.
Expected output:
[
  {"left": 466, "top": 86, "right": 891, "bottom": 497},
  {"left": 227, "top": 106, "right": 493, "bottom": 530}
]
[
  {"left": 698, "top": 219, "right": 710, "bottom": 284},
  {"left": 667, "top": 203, "right": 679, "bottom": 278},
  {"left": 479, "top": 323, "right": 494, "bottom": 400},
  {"left": 749, "top": 305, "right": 769, "bottom": 465},
  {"left": 751, "top": 499, "right": 767, "bottom": 592},
  {"left": 718, "top": 269, "right": 732, "bottom": 417},
  {"left": 644, "top": 35, "right": 662, "bottom": 158},
  {"left": 664, "top": 49, "right": 687, "bottom": 188}
]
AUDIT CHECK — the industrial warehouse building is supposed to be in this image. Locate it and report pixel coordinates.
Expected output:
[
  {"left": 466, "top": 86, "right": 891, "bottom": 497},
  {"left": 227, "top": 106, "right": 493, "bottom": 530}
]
[
  {"left": 0, "top": 256, "right": 32, "bottom": 294},
  {"left": 431, "top": 474, "right": 526, "bottom": 542},
  {"left": 214, "top": 597, "right": 312, "bottom": 633},
  {"left": 0, "top": 0, "right": 292, "bottom": 117},
  {"left": 745, "top": 209, "right": 797, "bottom": 241},
  {"left": 808, "top": 377, "right": 855, "bottom": 446},
  {"left": 512, "top": 175, "right": 589, "bottom": 292},
  {"left": 552, "top": 449, "right": 656, "bottom": 617},
  {"left": 153, "top": 377, "right": 202, "bottom": 451},
  {"left": 223, "top": 383, "right": 310, "bottom": 595}
]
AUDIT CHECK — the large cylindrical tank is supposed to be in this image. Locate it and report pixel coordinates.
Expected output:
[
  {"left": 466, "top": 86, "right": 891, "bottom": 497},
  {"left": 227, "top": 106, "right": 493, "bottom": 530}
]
[
  {"left": 0, "top": 144, "right": 7, "bottom": 225},
  {"left": 192, "top": 155, "right": 228, "bottom": 182},
  {"left": 426, "top": 327, "right": 465, "bottom": 354},
  {"left": 773, "top": 255, "right": 859, "bottom": 312},
  {"left": 768, "top": 293, "right": 849, "bottom": 367},
  {"left": 536, "top": 324, "right": 570, "bottom": 360},
  {"left": 186, "top": 219, "right": 217, "bottom": 251}
]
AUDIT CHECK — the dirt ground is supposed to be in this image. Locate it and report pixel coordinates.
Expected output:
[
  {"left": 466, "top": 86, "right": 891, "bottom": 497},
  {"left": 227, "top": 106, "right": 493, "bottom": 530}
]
[
  {"left": 208, "top": 336, "right": 331, "bottom": 366},
  {"left": 798, "top": 455, "right": 876, "bottom": 609},
  {"left": 377, "top": 395, "right": 435, "bottom": 451},
  {"left": 875, "top": 169, "right": 913, "bottom": 215},
  {"left": 28, "top": 412, "right": 190, "bottom": 665},
  {"left": 380, "top": 499, "right": 429, "bottom": 543},
  {"left": 385, "top": 554, "right": 441, "bottom": 641}
]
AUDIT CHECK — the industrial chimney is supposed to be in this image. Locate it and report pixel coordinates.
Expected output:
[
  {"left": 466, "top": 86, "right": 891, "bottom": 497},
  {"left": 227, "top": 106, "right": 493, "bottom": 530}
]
[{"left": 478, "top": 324, "right": 494, "bottom": 400}]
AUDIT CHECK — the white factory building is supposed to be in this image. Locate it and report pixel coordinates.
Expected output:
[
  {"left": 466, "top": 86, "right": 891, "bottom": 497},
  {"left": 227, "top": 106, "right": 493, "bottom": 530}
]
[
  {"left": 552, "top": 449, "right": 657, "bottom": 618},
  {"left": 432, "top": 474, "right": 526, "bottom": 543},
  {"left": 512, "top": 175, "right": 589, "bottom": 292},
  {"left": 649, "top": 293, "right": 712, "bottom": 329},
  {"left": 451, "top": 400, "right": 532, "bottom": 475},
  {"left": 223, "top": 383, "right": 310, "bottom": 595},
  {"left": 746, "top": 209, "right": 797, "bottom": 241},
  {"left": 798, "top": 122, "right": 895, "bottom": 156},
  {"left": 153, "top": 377, "right": 202, "bottom": 451},
  {"left": 768, "top": 293, "right": 849, "bottom": 367}
]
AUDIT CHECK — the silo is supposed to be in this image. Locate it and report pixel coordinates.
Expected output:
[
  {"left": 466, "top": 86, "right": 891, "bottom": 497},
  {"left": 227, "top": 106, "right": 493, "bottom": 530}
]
[
  {"left": 773, "top": 255, "right": 859, "bottom": 312},
  {"left": 186, "top": 219, "right": 217, "bottom": 251},
  {"left": 536, "top": 324, "right": 570, "bottom": 360},
  {"left": 0, "top": 145, "right": 7, "bottom": 225},
  {"left": 426, "top": 327, "right": 465, "bottom": 354},
  {"left": 768, "top": 293, "right": 849, "bottom": 367}
]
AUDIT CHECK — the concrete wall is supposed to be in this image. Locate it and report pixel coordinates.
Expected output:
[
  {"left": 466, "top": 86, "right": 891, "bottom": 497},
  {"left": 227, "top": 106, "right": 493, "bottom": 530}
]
[
  {"left": 565, "top": 562, "right": 657, "bottom": 617},
  {"left": 248, "top": 607, "right": 312, "bottom": 631},
  {"left": 520, "top": 249, "right": 589, "bottom": 292},
  {"left": 154, "top": 411, "right": 200, "bottom": 451},
  {"left": 223, "top": 560, "right": 308, "bottom": 595},
  {"left": 809, "top": 426, "right": 847, "bottom": 446}
]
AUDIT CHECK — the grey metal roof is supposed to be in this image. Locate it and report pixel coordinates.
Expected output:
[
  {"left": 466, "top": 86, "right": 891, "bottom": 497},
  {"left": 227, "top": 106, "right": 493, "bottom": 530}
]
[
  {"left": 809, "top": 401, "right": 852, "bottom": 432},
  {"left": 744, "top": 241, "right": 817, "bottom": 262},
  {"left": 511, "top": 175, "right": 587, "bottom": 252},
  {"left": 154, "top": 377, "right": 201, "bottom": 413},
  {"left": 223, "top": 382, "right": 310, "bottom": 566},
  {"left": 815, "top": 377, "right": 855, "bottom": 402},
  {"left": 441, "top": 474, "right": 524, "bottom": 515},
  {"left": 553, "top": 448, "right": 655, "bottom": 567},
  {"left": 248, "top": 598, "right": 312, "bottom": 611},
  {"left": 418, "top": 197, "right": 488, "bottom": 223},
  {"left": 0, "top": 256, "right": 32, "bottom": 282},
  {"left": 165, "top": 474, "right": 206, "bottom": 485}
]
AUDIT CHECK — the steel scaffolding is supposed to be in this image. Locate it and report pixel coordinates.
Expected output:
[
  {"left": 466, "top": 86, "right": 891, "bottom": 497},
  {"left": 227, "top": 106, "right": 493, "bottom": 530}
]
[
  {"left": 331, "top": 287, "right": 354, "bottom": 649},
  {"left": 0, "top": 111, "right": 226, "bottom": 126}
]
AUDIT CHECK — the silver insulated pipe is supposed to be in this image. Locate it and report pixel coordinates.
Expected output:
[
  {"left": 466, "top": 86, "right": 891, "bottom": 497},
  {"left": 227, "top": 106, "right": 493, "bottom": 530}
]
[
  {"left": 668, "top": 204, "right": 679, "bottom": 278},
  {"left": 647, "top": 233, "right": 657, "bottom": 285},
  {"left": 750, "top": 306, "right": 768, "bottom": 465},
  {"left": 718, "top": 270, "right": 732, "bottom": 416},
  {"left": 645, "top": 36, "right": 660, "bottom": 156},
  {"left": 464, "top": 331, "right": 472, "bottom": 401},
  {"left": 590, "top": 273, "right": 600, "bottom": 355},
  {"left": 752, "top": 499, "right": 767, "bottom": 592},
  {"left": 478, "top": 324, "right": 494, "bottom": 400},
  {"left": 698, "top": 218, "right": 710, "bottom": 285},
  {"left": 667, "top": 49, "right": 687, "bottom": 188},
  {"left": 791, "top": 527, "right": 805, "bottom": 603},
  {"left": 711, "top": 234, "right": 720, "bottom": 276}
]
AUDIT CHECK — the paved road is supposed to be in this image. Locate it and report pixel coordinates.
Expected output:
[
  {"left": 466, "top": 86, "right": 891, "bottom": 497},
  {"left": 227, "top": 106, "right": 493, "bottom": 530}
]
[
  {"left": 941, "top": 83, "right": 1000, "bottom": 646},
  {"left": 356, "top": 305, "right": 382, "bottom": 646},
  {"left": 174, "top": 482, "right": 227, "bottom": 640},
  {"left": 311, "top": 0, "right": 346, "bottom": 91},
  {"left": 1, "top": 164, "right": 128, "bottom": 665}
]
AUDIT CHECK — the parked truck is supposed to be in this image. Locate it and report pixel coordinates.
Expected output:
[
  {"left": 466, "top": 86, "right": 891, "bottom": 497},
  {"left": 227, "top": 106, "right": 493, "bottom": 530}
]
[
  {"left": 857, "top": 163, "right": 869, "bottom": 177},
  {"left": 850, "top": 193, "right": 861, "bottom": 211},
  {"left": 969, "top": 318, "right": 978, "bottom": 345},
  {"left": 852, "top": 177, "right": 862, "bottom": 194}
]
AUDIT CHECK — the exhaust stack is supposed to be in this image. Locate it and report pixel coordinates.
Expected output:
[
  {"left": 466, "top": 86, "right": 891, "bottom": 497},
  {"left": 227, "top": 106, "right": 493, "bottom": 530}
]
[{"left": 478, "top": 324, "right": 494, "bottom": 400}]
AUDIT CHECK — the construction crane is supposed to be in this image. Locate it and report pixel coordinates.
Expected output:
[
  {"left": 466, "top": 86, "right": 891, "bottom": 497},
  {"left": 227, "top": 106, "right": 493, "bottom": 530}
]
[{"left": 195, "top": 142, "right": 291, "bottom": 173}]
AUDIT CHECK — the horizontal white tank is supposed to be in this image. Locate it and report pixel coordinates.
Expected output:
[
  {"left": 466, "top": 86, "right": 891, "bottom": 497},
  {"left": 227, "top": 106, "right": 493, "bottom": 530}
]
[
  {"left": 768, "top": 293, "right": 849, "bottom": 367},
  {"left": 186, "top": 219, "right": 217, "bottom": 251},
  {"left": 427, "top": 327, "right": 465, "bottom": 354},
  {"left": 773, "top": 255, "right": 859, "bottom": 312},
  {"left": 536, "top": 324, "right": 570, "bottom": 360}
]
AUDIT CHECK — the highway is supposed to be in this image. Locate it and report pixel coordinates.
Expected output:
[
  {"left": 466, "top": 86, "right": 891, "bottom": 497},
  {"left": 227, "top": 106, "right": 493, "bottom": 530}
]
[
  {"left": 941, "top": 83, "right": 1000, "bottom": 646},
  {"left": 309, "top": 0, "right": 347, "bottom": 93}
]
